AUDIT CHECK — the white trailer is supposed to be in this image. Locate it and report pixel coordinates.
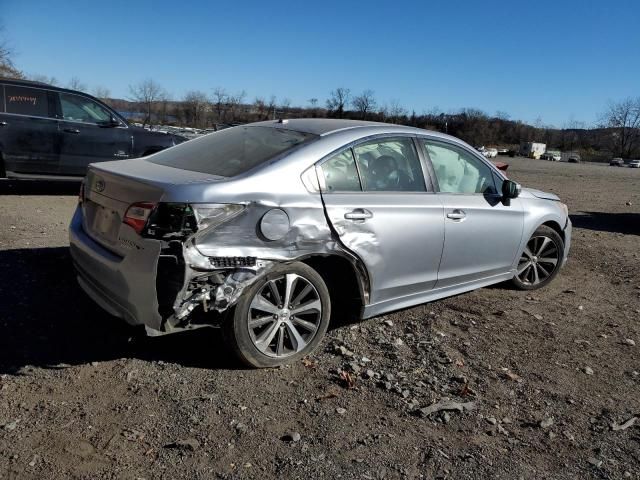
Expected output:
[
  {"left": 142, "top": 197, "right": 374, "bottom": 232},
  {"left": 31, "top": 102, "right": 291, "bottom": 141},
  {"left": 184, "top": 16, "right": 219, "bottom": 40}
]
[{"left": 520, "top": 142, "right": 546, "bottom": 159}]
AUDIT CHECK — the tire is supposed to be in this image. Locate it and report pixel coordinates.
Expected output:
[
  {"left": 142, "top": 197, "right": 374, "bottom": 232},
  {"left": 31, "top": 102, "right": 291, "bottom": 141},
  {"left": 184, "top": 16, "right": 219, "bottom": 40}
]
[
  {"left": 511, "top": 225, "right": 564, "bottom": 290},
  {"left": 223, "top": 262, "right": 331, "bottom": 368}
]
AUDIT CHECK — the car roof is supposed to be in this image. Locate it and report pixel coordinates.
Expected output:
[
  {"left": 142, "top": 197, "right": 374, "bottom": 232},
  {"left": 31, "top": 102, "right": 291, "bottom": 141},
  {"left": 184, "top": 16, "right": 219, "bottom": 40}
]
[
  {"left": 250, "top": 118, "right": 458, "bottom": 141},
  {"left": 0, "top": 76, "right": 98, "bottom": 98}
]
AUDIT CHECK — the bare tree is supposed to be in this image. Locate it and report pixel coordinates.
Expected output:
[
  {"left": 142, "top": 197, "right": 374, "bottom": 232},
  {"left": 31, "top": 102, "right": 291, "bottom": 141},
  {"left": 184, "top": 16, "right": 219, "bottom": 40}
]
[
  {"left": 266, "top": 95, "right": 277, "bottom": 119},
  {"left": 92, "top": 86, "right": 111, "bottom": 102},
  {"left": 226, "top": 90, "right": 246, "bottom": 122},
  {"left": 598, "top": 98, "right": 640, "bottom": 158},
  {"left": 68, "top": 76, "right": 87, "bottom": 91},
  {"left": 211, "top": 87, "right": 228, "bottom": 122},
  {"left": 326, "top": 88, "right": 350, "bottom": 118},
  {"left": 0, "top": 23, "right": 22, "bottom": 78},
  {"left": 128, "top": 79, "right": 166, "bottom": 127},
  {"left": 308, "top": 98, "right": 319, "bottom": 117},
  {"left": 352, "top": 89, "right": 377, "bottom": 120},
  {"left": 253, "top": 97, "right": 267, "bottom": 120},
  {"left": 182, "top": 90, "right": 209, "bottom": 128},
  {"left": 28, "top": 73, "right": 59, "bottom": 85},
  {"left": 388, "top": 99, "right": 407, "bottom": 124},
  {"left": 280, "top": 98, "right": 291, "bottom": 117}
]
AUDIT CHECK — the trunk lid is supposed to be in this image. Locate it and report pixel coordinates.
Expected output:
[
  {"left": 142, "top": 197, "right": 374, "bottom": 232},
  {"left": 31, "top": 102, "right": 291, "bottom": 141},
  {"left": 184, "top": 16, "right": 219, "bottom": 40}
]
[{"left": 81, "top": 159, "right": 223, "bottom": 256}]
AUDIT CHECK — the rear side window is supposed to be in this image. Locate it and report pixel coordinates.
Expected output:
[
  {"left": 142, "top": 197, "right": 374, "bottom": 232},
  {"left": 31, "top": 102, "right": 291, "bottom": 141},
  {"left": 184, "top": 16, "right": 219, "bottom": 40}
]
[
  {"left": 319, "top": 149, "right": 361, "bottom": 192},
  {"left": 149, "top": 126, "right": 317, "bottom": 177},
  {"left": 353, "top": 137, "right": 426, "bottom": 192},
  {"left": 4, "top": 85, "right": 50, "bottom": 117}
]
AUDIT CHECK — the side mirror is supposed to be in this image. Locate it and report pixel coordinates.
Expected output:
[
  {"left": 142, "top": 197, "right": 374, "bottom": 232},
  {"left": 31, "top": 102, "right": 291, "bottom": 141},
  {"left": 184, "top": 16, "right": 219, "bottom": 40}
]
[
  {"left": 502, "top": 179, "right": 521, "bottom": 199},
  {"left": 109, "top": 116, "right": 121, "bottom": 127}
]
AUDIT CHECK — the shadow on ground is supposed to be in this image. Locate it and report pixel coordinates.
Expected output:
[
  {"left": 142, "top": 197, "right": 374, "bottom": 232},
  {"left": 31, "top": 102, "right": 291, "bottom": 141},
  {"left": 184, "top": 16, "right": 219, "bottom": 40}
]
[
  {"left": 570, "top": 211, "right": 639, "bottom": 235},
  {"left": 0, "top": 179, "right": 81, "bottom": 196},
  {"left": 0, "top": 247, "right": 240, "bottom": 374}
]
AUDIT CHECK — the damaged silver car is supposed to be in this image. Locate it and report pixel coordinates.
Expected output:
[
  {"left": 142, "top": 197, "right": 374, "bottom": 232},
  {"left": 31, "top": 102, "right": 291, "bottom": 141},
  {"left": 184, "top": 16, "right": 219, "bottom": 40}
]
[{"left": 69, "top": 119, "right": 572, "bottom": 367}]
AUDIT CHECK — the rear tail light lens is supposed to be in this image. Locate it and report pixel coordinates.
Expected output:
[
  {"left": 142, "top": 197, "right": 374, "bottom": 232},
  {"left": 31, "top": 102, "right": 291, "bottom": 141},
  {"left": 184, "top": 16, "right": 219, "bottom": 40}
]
[
  {"left": 78, "top": 181, "right": 85, "bottom": 203},
  {"left": 123, "top": 202, "right": 156, "bottom": 234}
]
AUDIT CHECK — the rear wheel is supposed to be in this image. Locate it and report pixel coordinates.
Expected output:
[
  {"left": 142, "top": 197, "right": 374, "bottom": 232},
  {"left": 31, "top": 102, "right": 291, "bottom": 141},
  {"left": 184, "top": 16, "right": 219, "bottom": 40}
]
[
  {"left": 223, "top": 262, "right": 331, "bottom": 368},
  {"left": 511, "top": 225, "right": 564, "bottom": 290}
]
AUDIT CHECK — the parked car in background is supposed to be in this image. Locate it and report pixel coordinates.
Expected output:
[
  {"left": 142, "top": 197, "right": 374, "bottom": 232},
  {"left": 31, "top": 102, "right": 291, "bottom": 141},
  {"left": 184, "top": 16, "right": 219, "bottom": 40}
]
[
  {"left": 629, "top": 160, "right": 640, "bottom": 168},
  {"left": 541, "top": 151, "right": 562, "bottom": 161},
  {"left": 567, "top": 153, "right": 581, "bottom": 163},
  {"left": 0, "top": 78, "right": 186, "bottom": 179},
  {"left": 478, "top": 146, "right": 498, "bottom": 158},
  {"left": 609, "top": 158, "right": 625, "bottom": 166},
  {"left": 69, "top": 119, "right": 571, "bottom": 368}
]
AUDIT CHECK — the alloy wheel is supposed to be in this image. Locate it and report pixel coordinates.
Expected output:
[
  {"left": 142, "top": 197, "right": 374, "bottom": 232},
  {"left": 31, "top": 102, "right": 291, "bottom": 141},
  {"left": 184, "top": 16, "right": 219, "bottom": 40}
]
[
  {"left": 516, "top": 235, "right": 560, "bottom": 286},
  {"left": 247, "top": 273, "right": 322, "bottom": 358}
]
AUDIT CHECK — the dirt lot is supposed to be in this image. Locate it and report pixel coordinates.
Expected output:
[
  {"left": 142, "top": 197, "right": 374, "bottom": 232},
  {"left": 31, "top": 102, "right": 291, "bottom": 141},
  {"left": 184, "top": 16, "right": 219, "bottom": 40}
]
[{"left": 0, "top": 157, "right": 638, "bottom": 479}]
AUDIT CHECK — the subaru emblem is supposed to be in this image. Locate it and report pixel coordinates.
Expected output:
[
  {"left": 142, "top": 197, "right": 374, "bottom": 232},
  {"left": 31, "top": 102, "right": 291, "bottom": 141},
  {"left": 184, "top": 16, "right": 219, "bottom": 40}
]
[{"left": 95, "top": 179, "right": 105, "bottom": 192}]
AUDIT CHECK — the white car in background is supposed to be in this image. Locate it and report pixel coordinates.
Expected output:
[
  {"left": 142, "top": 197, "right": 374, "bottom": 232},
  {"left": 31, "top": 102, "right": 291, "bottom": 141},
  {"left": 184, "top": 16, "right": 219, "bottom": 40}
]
[
  {"left": 478, "top": 147, "right": 498, "bottom": 158},
  {"left": 629, "top": 160, "right": 640, "bottom": 168},
  {"left": 541, "top": 151, "right": 562, "bottom": 161}
]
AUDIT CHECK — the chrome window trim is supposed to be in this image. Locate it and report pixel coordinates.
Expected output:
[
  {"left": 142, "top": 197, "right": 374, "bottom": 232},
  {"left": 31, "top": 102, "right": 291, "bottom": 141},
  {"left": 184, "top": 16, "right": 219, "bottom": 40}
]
[{"left": 0, "top": 111, "right": 58, "bottom": 122}]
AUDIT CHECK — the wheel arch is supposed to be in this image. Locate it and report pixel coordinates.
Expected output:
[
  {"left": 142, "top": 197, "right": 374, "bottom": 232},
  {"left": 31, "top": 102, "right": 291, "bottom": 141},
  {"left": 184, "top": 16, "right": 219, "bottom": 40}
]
[
  {"left": 299, "top": 253, "right": 368, "bottom": 323},
  {"left": 541, "top": 219, "right": 565, "bottom": 244}
]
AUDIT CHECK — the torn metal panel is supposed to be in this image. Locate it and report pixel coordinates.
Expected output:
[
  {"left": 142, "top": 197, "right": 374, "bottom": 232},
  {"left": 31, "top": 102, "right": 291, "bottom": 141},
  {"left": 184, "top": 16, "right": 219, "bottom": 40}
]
[{"left": 159, "top": 201, "right": 370, "bottom": 332}]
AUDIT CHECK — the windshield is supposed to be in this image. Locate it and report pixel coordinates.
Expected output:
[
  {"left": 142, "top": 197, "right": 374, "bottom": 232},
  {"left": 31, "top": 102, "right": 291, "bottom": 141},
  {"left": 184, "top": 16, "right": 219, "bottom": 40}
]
[{"left": 148, "top": 126, "right": 318, "bottom": 177}]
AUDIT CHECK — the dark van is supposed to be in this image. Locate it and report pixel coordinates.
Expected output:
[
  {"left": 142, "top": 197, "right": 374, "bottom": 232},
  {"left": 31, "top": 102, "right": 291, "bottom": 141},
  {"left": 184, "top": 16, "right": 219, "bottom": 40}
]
[{"left": 0, "top": 78, "right": 185, "bottom": 179}]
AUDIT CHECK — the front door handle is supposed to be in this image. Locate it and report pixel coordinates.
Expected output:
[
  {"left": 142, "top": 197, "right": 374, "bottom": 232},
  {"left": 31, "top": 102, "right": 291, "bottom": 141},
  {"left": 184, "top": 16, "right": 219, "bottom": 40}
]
[
  {"left": 344, "top": 208, "right": 373, "bottom": 220},
  {"left": 0, "top": 121, "right": 7, "bottom": 126},
  {"left": 446, "top": 209, "right": 466, "bottom": 220},
  {"left": 64, "top": 128, "right": 80, "bottom": 134}
]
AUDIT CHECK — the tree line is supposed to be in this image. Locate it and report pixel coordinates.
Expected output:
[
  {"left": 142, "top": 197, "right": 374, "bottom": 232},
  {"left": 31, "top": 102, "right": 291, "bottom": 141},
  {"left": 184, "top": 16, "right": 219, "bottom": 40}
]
[{"left": 1, "top": 25, "right": 639, "bottom": 161}]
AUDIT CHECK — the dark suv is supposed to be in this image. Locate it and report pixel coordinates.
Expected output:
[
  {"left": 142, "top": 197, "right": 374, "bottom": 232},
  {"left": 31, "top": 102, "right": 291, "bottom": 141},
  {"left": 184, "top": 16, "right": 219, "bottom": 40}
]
[{"left": 0, "top": 78, "right": 186, "bottom": 179}]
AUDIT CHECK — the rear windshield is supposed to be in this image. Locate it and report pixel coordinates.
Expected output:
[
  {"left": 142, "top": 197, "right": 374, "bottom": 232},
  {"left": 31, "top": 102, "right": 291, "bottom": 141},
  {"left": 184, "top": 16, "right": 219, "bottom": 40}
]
[{"left": 148, "top": 126, "right": 317, "bottom": 177}]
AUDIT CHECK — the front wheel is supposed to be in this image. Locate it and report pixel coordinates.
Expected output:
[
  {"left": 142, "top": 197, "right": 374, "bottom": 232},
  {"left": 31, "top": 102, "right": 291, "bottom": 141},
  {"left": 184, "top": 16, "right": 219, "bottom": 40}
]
[
  {"left": 223, "top": 262, "right": 331, "bottom": 368},
  {"left": 511, "top": 225, "right": 564, "bottom": 290}
]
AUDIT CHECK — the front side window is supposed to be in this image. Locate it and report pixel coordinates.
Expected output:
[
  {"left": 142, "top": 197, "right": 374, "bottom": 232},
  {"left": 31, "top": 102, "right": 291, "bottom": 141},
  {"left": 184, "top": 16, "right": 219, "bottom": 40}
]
[
  {"left": 149, "top": 126, "right": 317, "bottom": 177},
  {"left": 423, "top": 140, "right": 497, "bottom": 194},
  {"left": 319, "top": 149, "right": 361, "bottom": 192},
  {"left": 353, "top": 137, "right": 426, "bottom": 192},
  {"left": 4, "top": 86, "right": 50, "bottom": 117},
  {"left": 59, "top": 93, "right": 113, "bottom": 124}
]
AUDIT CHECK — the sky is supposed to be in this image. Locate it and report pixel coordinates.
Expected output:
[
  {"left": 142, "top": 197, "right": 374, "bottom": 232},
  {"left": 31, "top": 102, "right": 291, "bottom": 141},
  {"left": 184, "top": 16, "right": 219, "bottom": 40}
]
[{"left": 2, "top": 0, "right": 639, "bottom": 126}]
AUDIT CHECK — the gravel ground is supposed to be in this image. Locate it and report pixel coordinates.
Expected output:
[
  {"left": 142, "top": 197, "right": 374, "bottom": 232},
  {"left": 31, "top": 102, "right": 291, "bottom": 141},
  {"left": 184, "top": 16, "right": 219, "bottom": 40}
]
[{"left": 0, "top": 158, "right": 638, "bottom": 479}]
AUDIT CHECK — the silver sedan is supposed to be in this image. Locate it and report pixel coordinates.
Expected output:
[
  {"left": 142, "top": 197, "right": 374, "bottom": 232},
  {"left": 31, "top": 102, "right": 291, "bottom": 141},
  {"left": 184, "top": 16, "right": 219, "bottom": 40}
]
[{"left": 69, "top": 119, "right": 571, "bottom": 367}]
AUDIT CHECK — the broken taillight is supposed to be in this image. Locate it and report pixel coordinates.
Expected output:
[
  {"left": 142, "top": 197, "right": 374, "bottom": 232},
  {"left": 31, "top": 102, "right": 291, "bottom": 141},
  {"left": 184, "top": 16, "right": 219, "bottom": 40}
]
[{"left": 123, "top": 202, "right": 157, "bottom": 234}]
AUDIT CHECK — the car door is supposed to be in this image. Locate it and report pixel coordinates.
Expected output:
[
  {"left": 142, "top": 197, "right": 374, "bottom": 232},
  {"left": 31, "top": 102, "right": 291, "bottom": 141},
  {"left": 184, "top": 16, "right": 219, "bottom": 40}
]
[
  {"left": 318, "top": 135, "right": 445, "bottom": 306},
  {"left": 0, "top": 83, "right": 60, "bottom": 174},
  {"left": 56, "top": 92, "right": 132, "bottom": 175},
  {"left": 419, "top": 138, "right": 524, "bottom": 288}
]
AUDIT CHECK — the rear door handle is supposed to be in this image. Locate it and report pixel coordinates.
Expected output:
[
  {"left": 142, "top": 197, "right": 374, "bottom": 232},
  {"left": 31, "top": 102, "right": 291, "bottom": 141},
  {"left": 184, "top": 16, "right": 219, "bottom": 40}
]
[
  {"left": 446, "top": 209, "right": 466, "bottom": 220},
  {"left": 0, "top": 121, "right": 7, "bottom": 126},
  {"left": 344, "top": 208, "right": 373, "bottom": 220},
  {"left": 64, "top": 128, "right": 80, "bottom": 134}
]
